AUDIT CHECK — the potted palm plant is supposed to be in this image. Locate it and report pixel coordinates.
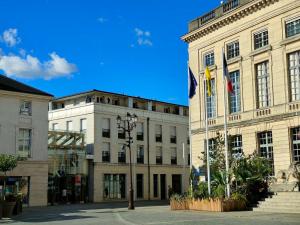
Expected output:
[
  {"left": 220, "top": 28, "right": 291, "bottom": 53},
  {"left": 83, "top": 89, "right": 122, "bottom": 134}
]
[{"left": 0, "top": 154, "right": 18, "bottom": 218}]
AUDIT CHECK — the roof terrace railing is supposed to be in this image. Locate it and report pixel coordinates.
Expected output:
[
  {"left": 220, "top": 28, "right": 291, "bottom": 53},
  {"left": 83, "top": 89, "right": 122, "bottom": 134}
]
[{"left": 188, "top": 0, "right": 253, "bottom": 32}]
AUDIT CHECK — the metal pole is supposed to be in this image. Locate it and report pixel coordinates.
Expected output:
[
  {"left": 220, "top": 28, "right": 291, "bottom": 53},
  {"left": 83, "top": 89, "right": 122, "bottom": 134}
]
[
  {"left": 222, "top": 48, "right": 230, "bottom": 198},
  {"left": 187, "top": 61, "right": 193, "bottom": 193},
  {"left": 204, "top": 80, "right": 211, "bottom": 196},
  {"left": 128, "top": 121, "right": 134, "bottom": 210},
  {"left": 182, "top": 142, "right": 185, "bottom": 193}
]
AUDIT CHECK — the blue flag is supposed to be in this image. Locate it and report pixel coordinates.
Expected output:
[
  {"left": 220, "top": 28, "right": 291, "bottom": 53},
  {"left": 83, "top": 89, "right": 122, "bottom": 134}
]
[{"left": 189, "top": 67, "right": 197, "bottom": 99}]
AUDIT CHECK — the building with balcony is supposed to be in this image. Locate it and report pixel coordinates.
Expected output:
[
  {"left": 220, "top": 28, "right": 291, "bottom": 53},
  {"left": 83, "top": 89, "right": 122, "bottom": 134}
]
[
  {"left": 48, "top": 90, "right": 189, "bottom": 202},
  {"left": 182, "top": 0, "right": 300, "bottom": 176},
  {"left": 0, "top": 75, "right": 52, "bottom": 206}
]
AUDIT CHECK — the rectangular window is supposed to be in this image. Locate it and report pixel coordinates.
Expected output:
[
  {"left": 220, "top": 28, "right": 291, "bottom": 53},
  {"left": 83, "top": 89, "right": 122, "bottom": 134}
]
[
  {"left": 288, "top": 51, "right": 300, "bottom": 101},
  {"left": 254, "top": 30, "right": 269, "bottom": 49},
  {"left": 20, "top": 101, "right": 32, "bottom": 116},
  {"left": 66, "top": 121, "right": 73, "bottom": 131},
  {"left": 208, "top": 138, "right": 215, "bottom": 161},
  {"left": 52, "top": 123, "right": 59, "bottom": 131},
  {"left": 156, "top": 146, "right": 162, "bottom": 164},
  {"left": 136, "top": 122, "right": 144, "bottom": 141},
  {"left": 118, "top": 121, "right": 125, "bottom": 139},
  {"left": 170, "top": 126, "right": 177, "bottom": 144},
  {"left": 291, "top": 127, "right": 300, "bottom": 162},
  {"left": 118, "top": 144, "right": 126, "bottom": 163},
  {"left": 188, "top": 153, "right": 190, "bottom": 165},
  {"left": 256, "top": 61, "right": 271, "bottom": 108},
  {"left": 155, "top": 125, "right": 162, "bottom": 142},
  {"left": 229, "top": 70, "right": 241, "bottom": 113},
  {"left": 231, "top": 135, "right": 243, "bottom": 158},
  {"left": 258, "top": 131, "right": 274, "bottom": 175},
  {"left": 227, "top": 41, "right": 240, "bottom": 59},
  {"left": 171, "top": 147, "right": 177, "bottom": 165},
  {"left": 137, "top": 145, "right": 144, "bottom": 164},
  {"left": 18, "top": 128, "right": 31, "bottom": 158},
  {"left": 187, "top": 128, "right": 190, "bottom": 145},
  {"left": 153, "top": 174, "right": 158, "bottom": 198},
  {"left": 102, "top": 118, "right": 110, "bottom": 138},
  {"left": 204, "top": 51, "right": 215, "bottom": 67},
  {"left": 80, "top": 118, "right": 87, "bottom": 132},
  {"left": 286, "top": 18, "right": 300, "bottom": 38},
  {"left": 206, "top": 78, "right": 216, "bottom": 118},
  {"left": 136, "top": 174, "right": 143, "bottom": 199},
  {"left": 103, "top": 174, "right": 126, "bottom": 199},
  {"left": 102, "top": 142, "right": 110, "bottom": 162}
]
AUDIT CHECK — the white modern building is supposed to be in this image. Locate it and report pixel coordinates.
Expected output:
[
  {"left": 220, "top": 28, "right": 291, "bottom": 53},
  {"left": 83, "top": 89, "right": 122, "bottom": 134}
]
[
  {"left": 0, "top": 75, "right": 52, "bottom": 206},
  {"left": 48, "top": 90, "right": 190, "bottom": 202}
]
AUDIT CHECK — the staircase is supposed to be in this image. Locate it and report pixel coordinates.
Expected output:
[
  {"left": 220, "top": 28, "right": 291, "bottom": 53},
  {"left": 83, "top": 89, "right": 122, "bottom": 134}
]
[{"left": 253, "top": 192, "right": 300, "bottom": 213}]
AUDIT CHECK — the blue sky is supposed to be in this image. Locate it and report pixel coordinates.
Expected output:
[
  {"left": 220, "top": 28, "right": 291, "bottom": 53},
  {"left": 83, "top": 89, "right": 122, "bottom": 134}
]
[{"left": 0, "top": 0, "right": 221, "bottom": 105}]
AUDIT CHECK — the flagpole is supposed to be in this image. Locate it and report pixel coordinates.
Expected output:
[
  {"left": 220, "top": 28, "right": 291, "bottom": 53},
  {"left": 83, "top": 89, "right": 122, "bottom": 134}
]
[
  {"left": 187, "top": 61, "right": 193, "bottom": 194},
  {"left": 222, "top": 48, "right": 230, "bottom": 198},
  {"left": 204, "top": 79, "right": 211, "bottom": 196}
]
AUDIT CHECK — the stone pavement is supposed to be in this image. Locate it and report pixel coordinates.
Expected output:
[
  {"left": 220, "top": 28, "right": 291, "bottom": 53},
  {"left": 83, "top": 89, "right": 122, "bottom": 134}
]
[{"left": 1, "top": 201, "right": 300, "bottom": 225}]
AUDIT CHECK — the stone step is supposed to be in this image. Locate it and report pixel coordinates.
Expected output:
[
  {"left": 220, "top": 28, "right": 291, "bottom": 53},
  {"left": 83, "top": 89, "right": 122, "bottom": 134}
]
[
  {"left": 253, "top": 207, "right": 300, "bottom": 214},
  {"left": 262, "top": 197, "right": 300, "bottom": 202},
  {"left": 258, "top": 202, "right": 300, "bottom": 207},
  {"left": 275, "top": 192, "right": 300, "bottom": 196}
]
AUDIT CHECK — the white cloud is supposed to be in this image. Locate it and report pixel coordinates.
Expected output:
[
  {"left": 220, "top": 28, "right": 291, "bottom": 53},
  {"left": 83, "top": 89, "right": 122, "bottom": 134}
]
[
  {"left": 1, "top": 28, "right": 21, "bottom": 47},
  {"left": 0, "top": 52, "right": 77, "bottom": 80},
  {"left": 97, "top": 17, "right": 107, "bottom": 23},
  {"left": 133, "top": 28, "right": 153, "bottom": 47}
]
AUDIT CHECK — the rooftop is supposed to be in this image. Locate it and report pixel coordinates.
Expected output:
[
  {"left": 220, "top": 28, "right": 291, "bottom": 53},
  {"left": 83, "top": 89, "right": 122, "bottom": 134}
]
[
  {"left": 188, "top": 0, "right": 253, "bottom": 33},
  {"left": 0, "top": 74, "right": 53, "bottom": 97},
  {"left": 53, "top": 89, "right": 188, "bottom": 108}
]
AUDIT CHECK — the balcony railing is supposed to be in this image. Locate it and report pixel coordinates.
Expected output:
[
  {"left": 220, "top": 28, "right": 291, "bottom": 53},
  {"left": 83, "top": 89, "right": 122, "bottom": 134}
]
[
  {"left": 118, "top": 152, "right": 126, "bottom": 163},
  {"left": 188, "top": 0, "right": 252, "bottom": 32},
  {"left": 223, "top": 0, "right": 239, "bottom": 12}
]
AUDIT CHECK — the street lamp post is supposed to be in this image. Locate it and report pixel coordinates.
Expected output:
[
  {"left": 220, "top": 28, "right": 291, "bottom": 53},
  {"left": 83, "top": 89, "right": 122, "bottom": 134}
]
[{"left": 117, "top": 112, "right": 138, "bottom": 210}]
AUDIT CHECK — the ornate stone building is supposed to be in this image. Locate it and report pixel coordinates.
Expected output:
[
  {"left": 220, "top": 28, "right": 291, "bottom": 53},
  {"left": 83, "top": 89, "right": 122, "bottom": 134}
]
[{"left": 182, "top": 0, "right": 300, "bottom": 176}]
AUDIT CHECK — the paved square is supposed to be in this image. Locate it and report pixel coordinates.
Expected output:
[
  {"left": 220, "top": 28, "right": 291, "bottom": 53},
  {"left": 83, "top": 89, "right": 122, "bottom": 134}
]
[{"left": 2, "top": 201, "right": 300, "bottom": 225}]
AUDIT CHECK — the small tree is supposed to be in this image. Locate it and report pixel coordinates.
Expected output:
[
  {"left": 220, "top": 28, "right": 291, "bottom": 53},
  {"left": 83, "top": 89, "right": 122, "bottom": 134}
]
[{"left": 0, "top": 154, "right": 18, "bottom": 200}]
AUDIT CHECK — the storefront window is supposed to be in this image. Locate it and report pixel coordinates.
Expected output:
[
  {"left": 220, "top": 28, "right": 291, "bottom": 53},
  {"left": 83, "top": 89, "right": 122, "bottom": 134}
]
[{"left": 103, "top": 174, "right": 126, "bottom": 199}]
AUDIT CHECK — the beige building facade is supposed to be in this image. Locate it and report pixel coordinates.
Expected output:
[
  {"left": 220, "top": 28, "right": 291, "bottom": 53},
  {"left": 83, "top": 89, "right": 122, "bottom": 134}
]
[
  {"left": 48, "top": 90, "right": 189, "bottom": 202},
  {"left": 182, "top": 0, "right": 300, "bottom": 175},
  {"left": 0, "top": 75, "right": 52, "bottom": 206}
]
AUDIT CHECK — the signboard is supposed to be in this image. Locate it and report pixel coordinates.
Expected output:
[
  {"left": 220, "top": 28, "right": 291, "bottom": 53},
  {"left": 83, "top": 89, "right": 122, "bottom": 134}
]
[{"left": 75, "top": 175, "right": 81, "bottom": 186}]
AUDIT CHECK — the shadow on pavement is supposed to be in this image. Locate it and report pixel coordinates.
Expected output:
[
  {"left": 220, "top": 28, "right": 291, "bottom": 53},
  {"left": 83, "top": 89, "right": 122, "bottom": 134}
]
[{"left": 5, "top": 200, "right": 169, "bottom": 224}]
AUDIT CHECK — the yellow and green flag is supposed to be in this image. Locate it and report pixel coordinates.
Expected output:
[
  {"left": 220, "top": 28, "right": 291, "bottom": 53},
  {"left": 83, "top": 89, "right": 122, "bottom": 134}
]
[{"left": 205, "top": 67, "right": 211, "bottom": 96}]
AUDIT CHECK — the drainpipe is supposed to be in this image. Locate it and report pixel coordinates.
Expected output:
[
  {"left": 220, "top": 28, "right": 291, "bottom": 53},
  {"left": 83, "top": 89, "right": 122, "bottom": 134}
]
[{"left": 147, "top": 117, "right": 150, "bottom": 200}]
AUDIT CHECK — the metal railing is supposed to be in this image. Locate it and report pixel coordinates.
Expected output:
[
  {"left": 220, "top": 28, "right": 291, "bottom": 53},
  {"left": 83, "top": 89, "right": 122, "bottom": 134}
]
[{"left": 188, "top": 0, "right": 253, "bottom": 32}]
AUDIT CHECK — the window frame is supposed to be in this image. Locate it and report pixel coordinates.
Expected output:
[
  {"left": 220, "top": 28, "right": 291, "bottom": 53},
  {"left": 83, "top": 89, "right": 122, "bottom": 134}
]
[
  {"left": 18, "top": 128, "right": 32, "bottom": 158},
  {"left": 226, "top": 41, "right": 240, "bottom": 60},
  {"left": 20, "top": 100, "right": 32, "bottom": 116},
  {"left": 203, "top": 51, "right": 215, "bottom": 67},
  {"left": 288, "top": 51, "right": 300, "bottom": 102},
  {"left": 291, "top": 126, "right": 300, "bottom": 162},
  {"left": 285, "top": 17, "right": 300, "bottom": 38},
  {"left": 229, "top": 70, "right": 241, "bottom": 113},
  {"left": 253, "top": 29, "right": 269, "bottom": 50},
  {"left": 256, "top": 61, "right": 271, "bottom": 108},
  {"left": 205, "top": 78, "right": 216, "bottom": 118}
]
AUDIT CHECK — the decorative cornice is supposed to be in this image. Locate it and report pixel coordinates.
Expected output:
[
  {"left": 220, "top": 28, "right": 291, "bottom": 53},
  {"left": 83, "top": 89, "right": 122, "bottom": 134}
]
[{"left": 182, "top": 0, "right": 280, "bottom": 43}]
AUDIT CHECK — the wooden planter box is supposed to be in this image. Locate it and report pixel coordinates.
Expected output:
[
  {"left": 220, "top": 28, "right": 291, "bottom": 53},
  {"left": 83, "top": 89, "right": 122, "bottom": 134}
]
[{"left": 170, "top": 198, "right": 246, "bottom": 212}]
